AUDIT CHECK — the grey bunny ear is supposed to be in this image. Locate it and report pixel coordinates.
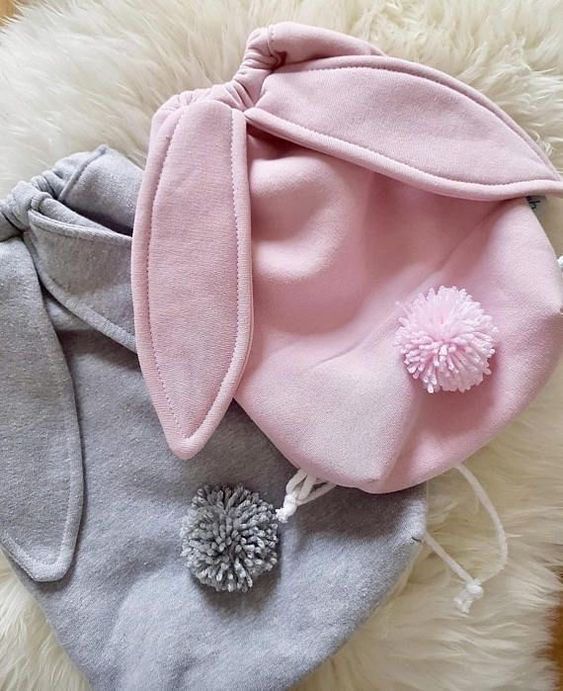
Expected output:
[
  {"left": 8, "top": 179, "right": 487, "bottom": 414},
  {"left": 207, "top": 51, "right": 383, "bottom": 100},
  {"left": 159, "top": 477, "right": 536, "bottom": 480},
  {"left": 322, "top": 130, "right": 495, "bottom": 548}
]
[{"left": 0, "top": 235, "right": 83, "bottom": 582}]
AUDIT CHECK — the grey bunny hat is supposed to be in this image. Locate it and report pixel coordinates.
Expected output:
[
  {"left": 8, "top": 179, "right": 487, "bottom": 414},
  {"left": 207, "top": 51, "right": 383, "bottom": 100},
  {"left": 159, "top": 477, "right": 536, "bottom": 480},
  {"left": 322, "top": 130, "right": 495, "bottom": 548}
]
[{"left": 0, "top": 146, "right": 426, "bottom": 690}]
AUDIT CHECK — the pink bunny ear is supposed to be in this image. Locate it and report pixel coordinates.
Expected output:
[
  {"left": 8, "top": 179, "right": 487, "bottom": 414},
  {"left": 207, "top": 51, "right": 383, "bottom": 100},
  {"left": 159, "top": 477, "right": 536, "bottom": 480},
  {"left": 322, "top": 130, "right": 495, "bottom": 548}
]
[
  {"left": 132, "top": 101, "right": 253, "bottom": 459},
  {"left": 246, "top": 55, "right": 563, "bottom": 200}
]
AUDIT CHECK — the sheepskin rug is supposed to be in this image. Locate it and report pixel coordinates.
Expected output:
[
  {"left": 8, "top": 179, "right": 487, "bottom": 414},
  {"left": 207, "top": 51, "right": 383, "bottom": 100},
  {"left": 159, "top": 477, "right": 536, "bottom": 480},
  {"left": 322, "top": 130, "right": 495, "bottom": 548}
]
[{"left": 0, "top": 1, "right": 562, "bottom": 689}]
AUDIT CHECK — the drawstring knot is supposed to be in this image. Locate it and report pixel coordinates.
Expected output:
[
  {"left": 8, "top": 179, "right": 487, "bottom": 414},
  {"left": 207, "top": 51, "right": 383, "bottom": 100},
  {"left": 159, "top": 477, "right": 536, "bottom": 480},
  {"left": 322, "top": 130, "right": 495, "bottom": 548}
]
[
  {"left": 276, "top": 469, "right": 335, "bottom": 523},
  {"left": 424, "top": 464, "right": 508, "bottom": 614},
  {"left": 276, "top": 493, "right": 299, "bottom": 523},
  {"left": 454, "top": 579, "right": 484, "bottom": 614}
]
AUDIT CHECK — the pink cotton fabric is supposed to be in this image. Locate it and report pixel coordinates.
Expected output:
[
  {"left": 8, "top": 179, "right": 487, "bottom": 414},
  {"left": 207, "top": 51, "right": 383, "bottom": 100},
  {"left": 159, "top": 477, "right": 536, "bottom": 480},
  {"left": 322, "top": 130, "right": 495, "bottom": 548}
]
[{"left": 132, "top": 22, "right": 563, "bottom": 493}]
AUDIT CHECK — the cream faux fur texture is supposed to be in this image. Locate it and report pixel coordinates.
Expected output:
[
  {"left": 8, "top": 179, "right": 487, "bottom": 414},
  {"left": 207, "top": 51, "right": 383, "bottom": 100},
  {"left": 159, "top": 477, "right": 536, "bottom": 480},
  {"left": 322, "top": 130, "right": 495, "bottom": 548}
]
[{"left": 0, "top": 1, "right": 562, "bottom": 689}]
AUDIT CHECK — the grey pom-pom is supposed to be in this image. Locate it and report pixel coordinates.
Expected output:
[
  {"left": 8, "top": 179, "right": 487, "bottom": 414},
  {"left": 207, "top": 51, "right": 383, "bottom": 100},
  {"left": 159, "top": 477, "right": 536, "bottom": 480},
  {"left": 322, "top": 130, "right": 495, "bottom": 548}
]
[{"left": 180, "top": 485, "right": 279, "bottom": 593}]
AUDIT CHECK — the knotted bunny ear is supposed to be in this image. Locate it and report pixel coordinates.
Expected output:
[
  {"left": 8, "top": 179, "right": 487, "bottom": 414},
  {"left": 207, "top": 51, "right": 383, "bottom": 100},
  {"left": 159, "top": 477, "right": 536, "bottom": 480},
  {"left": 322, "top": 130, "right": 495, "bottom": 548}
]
[
  {"left": 132, "top": 101, "right": 253, "bottom": 459},
  {"left": 245, "top": 53, "right": 562, "bottom": 200},
  {"left": 0, "top": 234, "right": 83, "bottom": 581},
  {"left": 0, "top": 147, "right": 143, "bottom": 582}
]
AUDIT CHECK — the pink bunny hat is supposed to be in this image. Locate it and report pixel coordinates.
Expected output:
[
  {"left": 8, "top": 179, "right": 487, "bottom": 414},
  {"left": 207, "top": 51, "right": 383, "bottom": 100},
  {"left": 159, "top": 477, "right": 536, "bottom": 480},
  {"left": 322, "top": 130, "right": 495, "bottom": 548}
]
[{"left": 132, "top": 22, "right": 563, "bottom": 497}]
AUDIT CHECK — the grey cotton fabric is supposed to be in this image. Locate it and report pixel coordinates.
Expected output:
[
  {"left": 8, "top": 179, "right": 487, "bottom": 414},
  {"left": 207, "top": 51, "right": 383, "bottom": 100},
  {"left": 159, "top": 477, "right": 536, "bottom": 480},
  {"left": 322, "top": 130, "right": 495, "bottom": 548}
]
[{"left": 0, "top": 147, "right": 427, "bottom": 691}]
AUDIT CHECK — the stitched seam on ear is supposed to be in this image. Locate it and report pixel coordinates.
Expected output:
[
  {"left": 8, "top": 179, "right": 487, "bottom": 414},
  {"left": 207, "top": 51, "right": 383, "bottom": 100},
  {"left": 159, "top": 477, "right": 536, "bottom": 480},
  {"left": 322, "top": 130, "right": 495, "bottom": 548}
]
[
  {"left": 24, "top": 236, "right": 135, "bottom": 349},
  {"left": 57, "top": 146, "right": 107, "bottom": 205},
  {"left": 56, "top": 289, "right": 135, "bottom": 349},
  {"left": 0, "top": 245, "right": 80, "bottom": 575},
  {"left": 145, "top": 112, "right": 187, "bottom": 436},
  {"left": 29, "top": 211, "right": 132, "bottom": 247},
  {"left": 248, "top": 108, "right": 557, "bottom": 187},
  {"left": 226, "top": 107, "right": 245, "bottom": 389},
  {"left": 255, "top": 65, "right": 557, "bottom": 180},
  {"left": 145, "top": 106, "right": 246, "bottom": 441},
  {"left": 300, "top": 65, "right": 552, "bottom": 172},
  {"left": 181, "top": 108, "right": 244, "bottom": 434},
  {"left": 191, "top": 109, "right": 249, "bottom": 436}
]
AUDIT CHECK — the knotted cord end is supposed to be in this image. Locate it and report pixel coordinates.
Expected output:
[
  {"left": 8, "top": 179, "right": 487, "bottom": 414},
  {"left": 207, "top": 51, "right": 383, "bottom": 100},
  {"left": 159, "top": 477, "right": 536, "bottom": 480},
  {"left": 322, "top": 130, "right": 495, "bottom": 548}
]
[
  {"left": 454, "top": 579, "right": 484, "bottom": 614},
  {"left": 275, "top": 469, "right": 335, "bottom": 523},
  {"left": 276, "top": 494, "right": 298, "bottom": 523}
]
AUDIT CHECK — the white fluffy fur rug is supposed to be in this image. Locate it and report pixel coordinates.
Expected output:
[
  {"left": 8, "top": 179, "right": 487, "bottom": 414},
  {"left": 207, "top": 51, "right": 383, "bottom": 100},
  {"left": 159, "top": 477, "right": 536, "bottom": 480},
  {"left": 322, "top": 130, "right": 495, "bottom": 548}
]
[{"left": 0, "top": 1, "right": 562, "bottom": 689}]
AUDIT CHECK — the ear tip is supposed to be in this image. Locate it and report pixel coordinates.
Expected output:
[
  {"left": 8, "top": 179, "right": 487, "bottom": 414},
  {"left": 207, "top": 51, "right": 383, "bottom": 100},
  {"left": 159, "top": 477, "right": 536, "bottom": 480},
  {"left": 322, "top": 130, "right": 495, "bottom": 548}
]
[
  {"left": 4, "top": 539, "right": 77, "bottom": 583},
  {"left": 31, "top": 555, "right": 74, "bottom": 582},
  {"left": 164, "top": 428, "right": 212, "bottom": 461}
]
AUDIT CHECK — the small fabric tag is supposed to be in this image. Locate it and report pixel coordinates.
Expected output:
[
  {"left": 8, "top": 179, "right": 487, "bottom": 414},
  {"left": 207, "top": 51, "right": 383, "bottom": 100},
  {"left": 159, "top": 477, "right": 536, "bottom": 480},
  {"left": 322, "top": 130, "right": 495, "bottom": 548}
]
[{"left": 527, "top": 195, "right": 546, "bottom": 214}]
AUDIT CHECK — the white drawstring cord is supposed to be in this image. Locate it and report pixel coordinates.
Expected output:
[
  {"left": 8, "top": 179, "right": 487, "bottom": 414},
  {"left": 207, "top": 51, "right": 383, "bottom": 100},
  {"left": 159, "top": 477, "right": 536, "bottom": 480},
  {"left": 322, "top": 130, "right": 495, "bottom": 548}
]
[
  {"left": 424, "top": 464, "right": 508, "bottom": 614},
  {"left": 557, "top": 255, "right": 563, "bottom": 271},
  {"left": 279, "top": 464, "right": 508, "bottom": 611},
  {"left": 276, "top": 469, "right": 336, "bottom": 523}
]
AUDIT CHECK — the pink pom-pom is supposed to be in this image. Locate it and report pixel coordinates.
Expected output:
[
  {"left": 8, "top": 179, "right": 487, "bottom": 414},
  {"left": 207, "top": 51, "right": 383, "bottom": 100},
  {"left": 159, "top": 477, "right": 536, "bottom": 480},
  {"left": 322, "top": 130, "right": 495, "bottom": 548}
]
[{"left": 395, "top": 286, "right": 499, "bottom": 394}]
